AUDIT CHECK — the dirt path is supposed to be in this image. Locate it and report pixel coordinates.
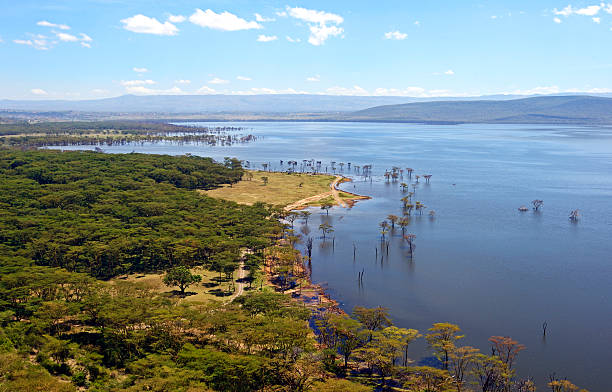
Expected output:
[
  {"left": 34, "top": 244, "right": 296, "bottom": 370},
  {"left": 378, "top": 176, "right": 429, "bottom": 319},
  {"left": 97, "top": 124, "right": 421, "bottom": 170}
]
[
  {"left": 284, "top": 176, "right": 346, "bottom": 211},
  {"left": 227, "top": 260, "right": 246, "bottom": 303},
  {"left": 330, "top": 176, "right": 348, "bottom": 208}
]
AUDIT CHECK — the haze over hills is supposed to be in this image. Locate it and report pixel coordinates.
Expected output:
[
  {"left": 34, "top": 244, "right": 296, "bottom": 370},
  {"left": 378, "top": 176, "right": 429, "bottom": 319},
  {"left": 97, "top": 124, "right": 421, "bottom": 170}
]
[
  {"left": 0, "top": 93, "right": 536, "bottom": 114},
  {"left": 346, "top": 95, "right": 612, "bottom": 125},
  {"left": 2, "top": 94, "right": 612, "bottom": 125}
]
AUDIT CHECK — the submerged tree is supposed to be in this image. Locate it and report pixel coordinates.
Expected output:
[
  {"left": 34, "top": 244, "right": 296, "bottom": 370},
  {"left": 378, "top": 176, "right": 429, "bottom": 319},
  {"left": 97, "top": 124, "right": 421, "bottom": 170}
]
[
  {"left": 387, "top": 214, "right": 399, "bottom": 229},
  {"left": 532, "top": 199, "right": 544, "bottom": 211},
  {"left": 569, "top": 209, "right": 580, "bottom": 221},
  {"left": 403, "top": 234, "right": 416, "bottom": 257},
  {"left": 321, "top": 202, "right": 333, "bottom": 215},
  {"left": 163, "top": 266, "right": 202, "bottom": 295},
  {"left": 319, "top": 222, "right": 334, "bottom": 240},
  {"left": 300, "top": 210, "right": 312, "bottom": 224}
]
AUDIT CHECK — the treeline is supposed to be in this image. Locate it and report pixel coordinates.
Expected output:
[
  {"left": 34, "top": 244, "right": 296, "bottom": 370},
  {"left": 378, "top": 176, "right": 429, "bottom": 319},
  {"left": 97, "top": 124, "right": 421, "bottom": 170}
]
[
  {"left": 0, "top": 150, "right": 268, "bottom": 279},
  {"left": 0, "top": 121, "right": 245, "bottom": 136}
]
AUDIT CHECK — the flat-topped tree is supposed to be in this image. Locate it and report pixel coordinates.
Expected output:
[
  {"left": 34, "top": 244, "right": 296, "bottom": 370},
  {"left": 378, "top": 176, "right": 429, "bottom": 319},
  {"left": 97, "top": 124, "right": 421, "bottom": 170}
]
[
  {"left": 285, "top": 211, "right": 298, "bottom": 228},
  {"left": 300, "top": 210, "right": 312, "bottom": 224},
  {"left": 163, "top": 266, "right": 202, "bottom": 296},
  {"left": 387, "top": 214, "right": 399, "bottom": 229},
  {"left": 319, "top": 222, "right": 334, "bottom": 240},
  {"left": 423, "top": 174, "right": 432, "bottom": 183},
  {"left": 321, "top": 201, "right": 333, "bottom": 215}
]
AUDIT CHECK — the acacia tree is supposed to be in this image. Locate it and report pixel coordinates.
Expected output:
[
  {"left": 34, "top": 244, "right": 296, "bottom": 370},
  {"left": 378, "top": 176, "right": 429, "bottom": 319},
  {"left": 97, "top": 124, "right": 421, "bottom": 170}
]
[
  {"left": 387, "top": 214, "right": 399, "bottom": 229},
  {"left": 319, "top": 222, "right": 334, "bottom": 240},
  {"left": 321, "top": 202, "right": 333, "bottom": 215},
  {"left": 449, "top": 345, "right": 480, "bottom": 392},
  {"left": 163, "top": 266, "right": 202, "bottom": 295},
  {"left": 489, "top": 336, "right": 525, "bottom": 370},
  {"left": 382, "top": 326, "right": 421, "bottom": 367},
  {"left": 286, "top": 212, "right": 298, "bottom": 228},
  {"left": 353, "top": 306, "right": 393, "bottom": 342},
  {"left": 300, "top": 210, "right": 312, "bottom": 224},
  {"left": 425, "top": 323, "right": 464, "bottom": 370},
  {"left": 399, "top": 217, "right": 410, "bottom": 235}
]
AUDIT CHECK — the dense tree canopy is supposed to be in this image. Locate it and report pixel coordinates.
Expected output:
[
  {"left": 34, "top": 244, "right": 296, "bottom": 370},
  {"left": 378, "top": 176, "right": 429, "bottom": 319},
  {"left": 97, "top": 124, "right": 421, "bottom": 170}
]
[{"left": 0, "top": 149, "right": 270, "bottom": 279}]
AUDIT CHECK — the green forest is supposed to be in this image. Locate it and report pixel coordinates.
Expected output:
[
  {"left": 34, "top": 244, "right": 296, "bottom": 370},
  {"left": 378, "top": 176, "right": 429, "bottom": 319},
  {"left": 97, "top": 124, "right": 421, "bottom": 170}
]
[{"left": 0, "top": 149, "right": 586, "bottom": 391}]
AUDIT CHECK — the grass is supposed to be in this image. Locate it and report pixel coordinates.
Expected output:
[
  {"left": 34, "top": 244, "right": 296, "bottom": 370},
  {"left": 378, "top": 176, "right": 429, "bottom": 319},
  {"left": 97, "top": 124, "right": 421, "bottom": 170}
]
[
  {"left": 202, "top": 170, "right": 336, "bottom": 207},
  {"left": 113, "top": 266, "right": 242, "bottom": 303}
]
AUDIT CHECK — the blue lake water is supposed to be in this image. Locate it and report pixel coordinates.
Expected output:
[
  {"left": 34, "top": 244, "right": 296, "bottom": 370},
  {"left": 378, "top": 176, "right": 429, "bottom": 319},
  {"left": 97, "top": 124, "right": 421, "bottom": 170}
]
[{"left": 51, "top": 122, "right": 612, "bottom": 390}]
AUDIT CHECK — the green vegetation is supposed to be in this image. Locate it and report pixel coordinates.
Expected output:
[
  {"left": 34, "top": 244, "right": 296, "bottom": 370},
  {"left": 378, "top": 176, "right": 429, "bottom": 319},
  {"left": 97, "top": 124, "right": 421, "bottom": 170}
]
[
  {"left": 0, "top": 121, "right": 255, "bottom": 147},
  {"left": 0, "top": 148, "right": 588, "bottom": 391}
]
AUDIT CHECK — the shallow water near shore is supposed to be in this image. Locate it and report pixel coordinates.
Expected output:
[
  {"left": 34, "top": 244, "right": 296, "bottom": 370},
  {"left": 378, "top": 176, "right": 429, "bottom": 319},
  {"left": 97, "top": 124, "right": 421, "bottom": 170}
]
[{"left": 50, "top": 122, "right": 612, "bottom": 390}]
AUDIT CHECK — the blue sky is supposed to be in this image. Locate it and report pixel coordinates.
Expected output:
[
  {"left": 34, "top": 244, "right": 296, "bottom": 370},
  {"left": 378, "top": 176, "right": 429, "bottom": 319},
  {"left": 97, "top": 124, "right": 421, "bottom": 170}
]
[{"left": 2, "top": 0, "right": 612, "bottom": 99}]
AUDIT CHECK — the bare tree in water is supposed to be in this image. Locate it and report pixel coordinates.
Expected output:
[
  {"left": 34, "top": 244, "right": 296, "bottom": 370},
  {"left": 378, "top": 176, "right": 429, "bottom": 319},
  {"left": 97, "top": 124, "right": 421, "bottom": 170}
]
[
  {"left": 569, "top": 209, "right": 580, "bottom": 221},
  {"left": 305, "top": 237, "right": 313, "bottom": 260},
  {"left": 532, "top": 199, "right": 543, "bottom": 211},
  {"left": 404, "top": 234, "right": 416, "bottom": 257}
]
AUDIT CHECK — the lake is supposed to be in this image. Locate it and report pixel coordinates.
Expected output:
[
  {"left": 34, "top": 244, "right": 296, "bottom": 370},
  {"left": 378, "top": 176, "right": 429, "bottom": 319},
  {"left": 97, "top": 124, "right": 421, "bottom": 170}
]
[{"left": 51, "top": 122, "right": 612, "bottom": 390}]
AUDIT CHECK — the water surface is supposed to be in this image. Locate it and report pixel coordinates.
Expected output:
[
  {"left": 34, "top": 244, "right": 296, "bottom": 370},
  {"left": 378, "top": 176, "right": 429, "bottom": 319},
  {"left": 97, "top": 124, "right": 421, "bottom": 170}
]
[{"left": 51, "top": 122, "right": 612, "bottom": 390}]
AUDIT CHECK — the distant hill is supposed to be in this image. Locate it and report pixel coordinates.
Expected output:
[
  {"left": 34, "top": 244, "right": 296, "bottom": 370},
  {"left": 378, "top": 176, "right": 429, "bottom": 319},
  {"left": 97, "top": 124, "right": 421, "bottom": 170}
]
[
  {"left": 347, "top": 95, "right": 612, "bottom": 124},
  {"left": 0, "top": 94, "right": 527, "bottom": 114}
]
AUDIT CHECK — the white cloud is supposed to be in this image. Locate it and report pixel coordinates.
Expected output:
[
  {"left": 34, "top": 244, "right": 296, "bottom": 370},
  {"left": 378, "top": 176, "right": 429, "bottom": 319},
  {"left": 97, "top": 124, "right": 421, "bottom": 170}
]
[
  {"left": 575, "top": 5, "right": 602, "bottom": 15},
  {"left": 56, "top": 32, "right": 78, "bottom": 42},
  {"left": 374, "top": 87, "right": 426, "bottom": 96},
  {"left": 506, "top": 85, "right": 612, "bottom": 95},
  {"left": 80, "top": 33, "right": 92, "bottom": 42},
  {"left": 287, "top": 6, "right": 344, "bottom": 46},
  {"left": 208, "top": 77, "right": 229, "bottom": 84},
  {"left": 326, "top": 85, "right": 368, "bottom": 96},
  {"left": 133, "top": 67, "right": 148, "bottom": 73},
  {"left": 491, "top": 15, "right": 498, "bottom": 19},
  {"left": 306, "top": 75, "right": 320, "bottom": 82},
  {"left": 554, "top": 17, "right": 562, "bottom": 23},
  {"left": 81, "top": 42, "right": 91, "bottom": 48},
  {"left": 444, "top": 69, "right": 455, "bottom": 75},
  {"left": 308, "top": 24, "right": 343, "bottom": 46},
  {"left": 231, "top": 87, "right": 305, "bottom": 95},
  {"left": 197, "top": 86, "right": 217, "bottom": 94},
  {"left": 91, "top": 89, "right": 109, "bottom": 94},
  {"left": 257, "top": 34, "right": 277, "bottom": 42},
  {"left": 120, "top": 79, "right": 156, "bottom": 87},
  {"left": 236, "top": 76, "right": 251, "bottom": 81},
  {"left": 276, "top": 11, "right": 288, "bottom": 17},
  {"left": 126, "top": 86, "right": 183, "bottom": 95},
  {"left": 553, "top": 4, "right": 606, "bottom": 17},
  {"left": 14, "top": 37, "right": 51, "bottom": 50},
  {"left": 384, "top": 30, "right": 407, "bottom": 40},
  {"left": 287, "top": 6, "right": 343, "bottom": 24},
  {"left": 37, "top": 20, "right": 70, "bottom": 30},
  {"left": 255, "top": 13, "right": 275, "bottom": 22},
  {"left": 121, "top": 14, "right": 178, "bottom": 36},
  {"left": 168, "top": 14, "right": 186, "bottom": 23},
  {"left": 414, "top": 21, "right": 421, "bottom": 26},
  {"left": 31, "top": 88, "right": 48, "bottom": 95},
  {"left": 593, "top": 16, "right": 601, "bottom": 23},
  {"left": 286, "top": 36, "right": 301, "bottom": 42},
  {"left": 175, "top": 79, "right": 191, "bottom": 84},
  {"left": 189, "top": 9, "right": 261, "bottom": 31}
]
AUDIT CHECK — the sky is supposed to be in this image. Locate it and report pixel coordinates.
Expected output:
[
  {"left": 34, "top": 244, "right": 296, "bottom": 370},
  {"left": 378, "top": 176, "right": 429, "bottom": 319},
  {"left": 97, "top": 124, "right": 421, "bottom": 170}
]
[{"left": 2, "top": 0, "right": 612, "bottom": 100}]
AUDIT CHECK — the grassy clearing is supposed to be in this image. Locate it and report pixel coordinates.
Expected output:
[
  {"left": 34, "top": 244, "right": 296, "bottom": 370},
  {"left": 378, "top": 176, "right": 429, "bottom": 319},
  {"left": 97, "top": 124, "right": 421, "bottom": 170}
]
[
  {"left": 113, "top": 266, "right": 242, "bottom": 303},
  {"left": 202, "top": 170, "right": 336, "bottom": 207}
]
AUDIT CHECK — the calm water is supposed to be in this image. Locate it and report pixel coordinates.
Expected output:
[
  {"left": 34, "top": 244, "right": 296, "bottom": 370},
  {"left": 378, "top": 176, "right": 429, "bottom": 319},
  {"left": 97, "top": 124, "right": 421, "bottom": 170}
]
[{"left": 51, "top": 122, "right": 612, "bottom": 390}]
